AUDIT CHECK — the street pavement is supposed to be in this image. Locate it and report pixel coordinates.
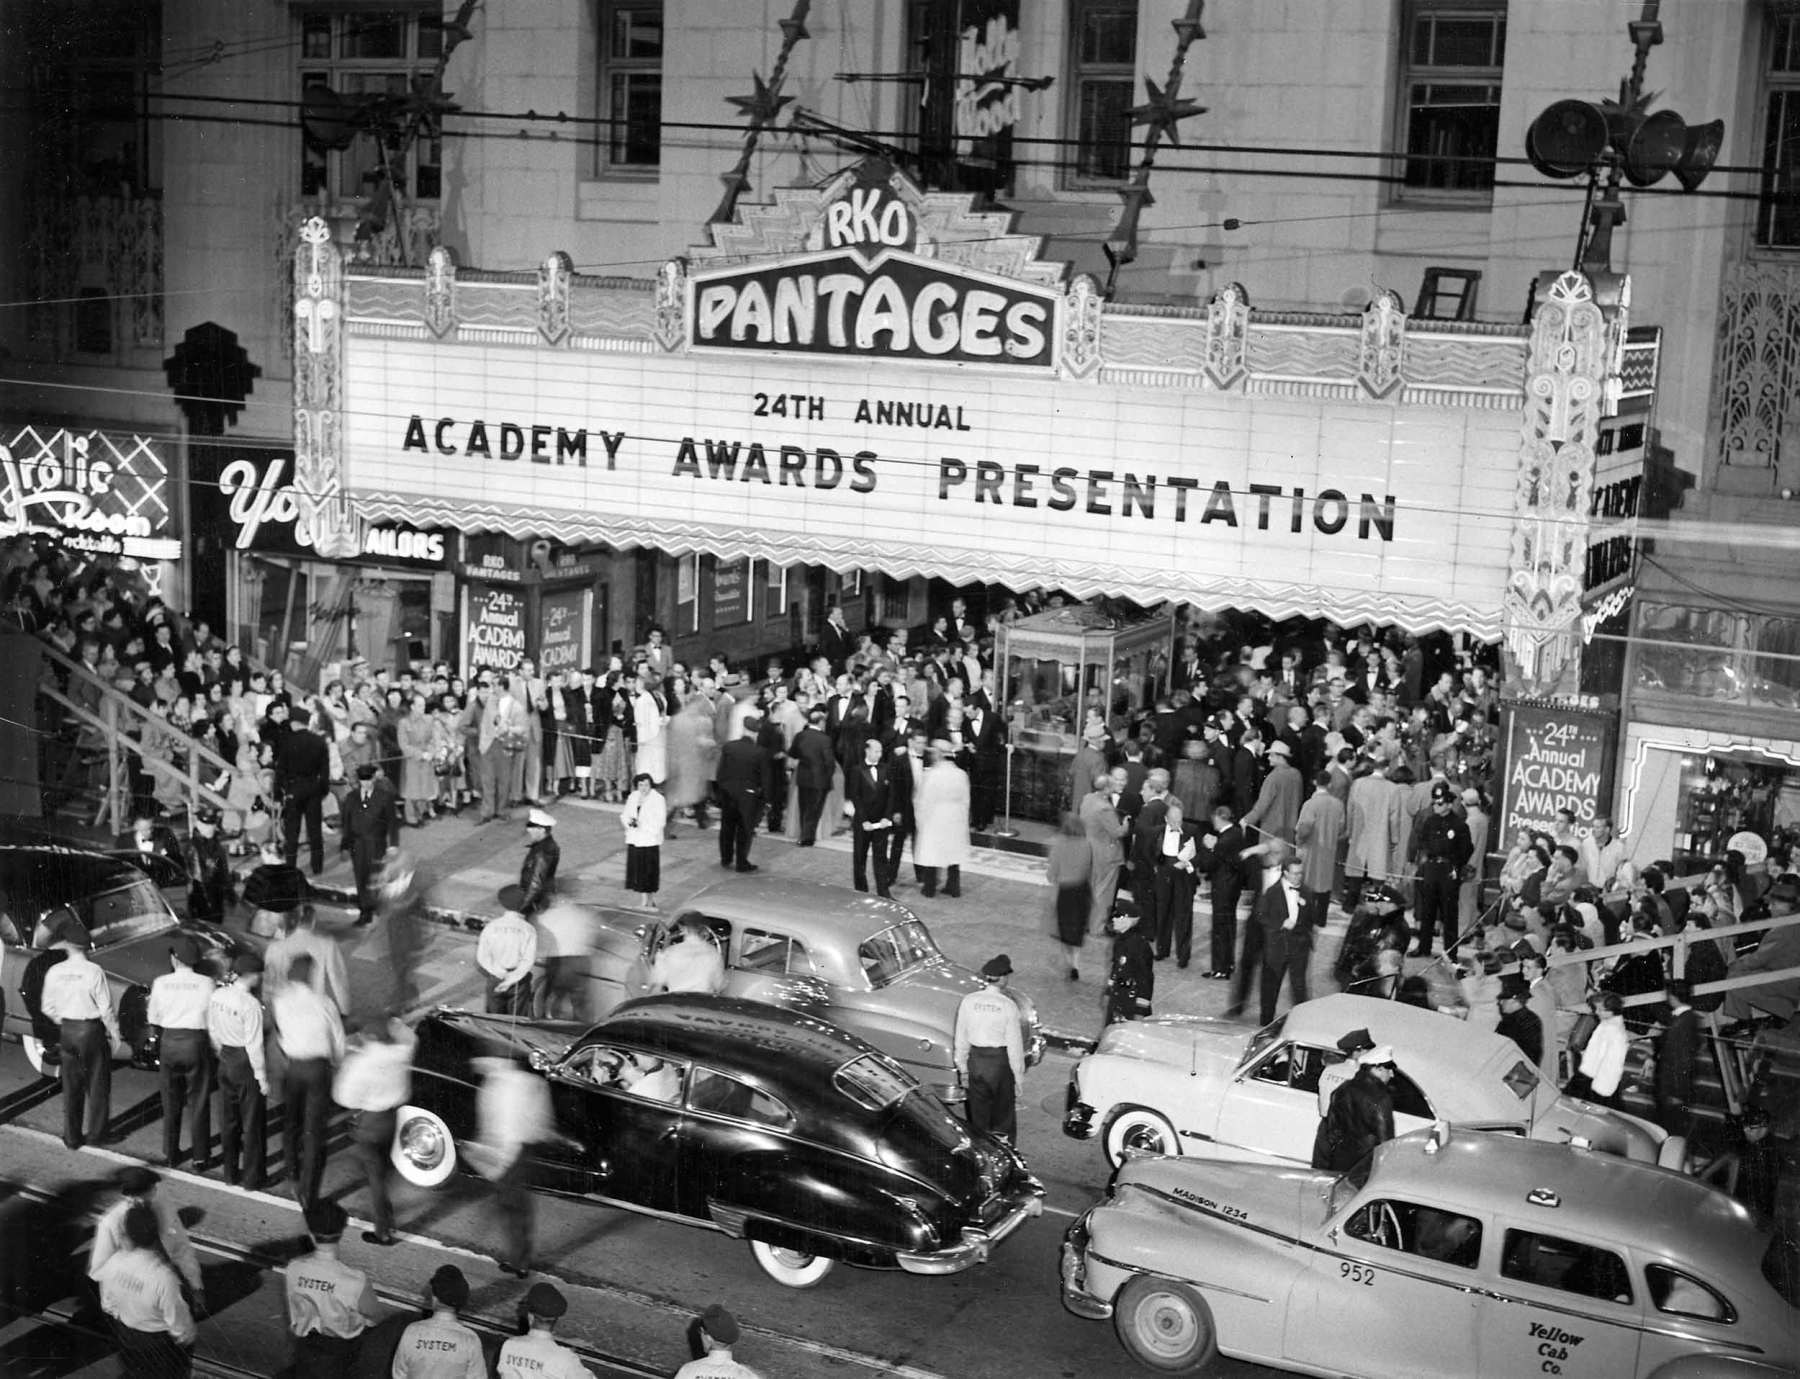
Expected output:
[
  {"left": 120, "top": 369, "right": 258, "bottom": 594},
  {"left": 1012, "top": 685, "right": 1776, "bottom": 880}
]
[{"left": 0, "top": 798, "right": 1381, "bottom": 1379}]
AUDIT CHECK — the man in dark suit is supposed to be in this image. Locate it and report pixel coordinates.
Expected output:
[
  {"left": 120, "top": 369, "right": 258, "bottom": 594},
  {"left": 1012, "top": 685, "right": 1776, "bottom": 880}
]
[
  {"left": 1254, "top": 854, "right": 1315, "bottom": 1025},
  {"left": 115, "top": 811, "right": 182, "bottom": 867},
  {"left": 789, "top": 707, "right": 837, "bottom": 846},
  {"left": 819, "top": 604, "right": 854, "bottom": 674},
  {"left": 961, "top": 699, "right": 1005, "bottom": 832},
  {"left": 339, "top": 763, "right": 401, "bottom": 925},
  {"left": 1655, "top": 980, "right": 1700, "bottom": 1137},
  {"left": 887, "top": 728, "right": 926, "bottom": 889},
  {"left": 1200, "top": 806, "right": 1248, "bottom": 983},
  {"left": 846, "top": 737, "right": 899, "bottom": 897},
  {"left": 274, "top": 711, "right": 331, "bottom": 876},
  {"left": 715, "top": 716, "right": 773, "bottom": 872},
  {"left": 1129, "top": 770, "right": 1172, "bottom": 905}
]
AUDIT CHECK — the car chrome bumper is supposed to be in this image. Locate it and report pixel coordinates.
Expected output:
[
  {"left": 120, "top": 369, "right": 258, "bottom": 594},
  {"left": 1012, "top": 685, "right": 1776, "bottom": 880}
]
[
  {"left": 1060, "top": 1211, "right": 1112, "bottom": 1319},
  {"left": 1063, "top": 1090, "right": 1097, "bottom": 1139},
  {"left": 895, "top": 1188, "right": 1044, "bottom": 1275}
]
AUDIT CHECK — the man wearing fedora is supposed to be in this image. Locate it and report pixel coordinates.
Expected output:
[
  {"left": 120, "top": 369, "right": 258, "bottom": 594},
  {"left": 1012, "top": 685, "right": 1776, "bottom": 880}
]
[{"left": 953, "top": 955, "right": 1025, "bottom": 1142}]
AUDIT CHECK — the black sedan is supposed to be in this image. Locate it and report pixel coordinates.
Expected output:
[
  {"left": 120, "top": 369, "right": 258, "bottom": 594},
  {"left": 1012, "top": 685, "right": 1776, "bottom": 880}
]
[{"left": 390, "top": 993, "right": 1045, "bottom": 1288}]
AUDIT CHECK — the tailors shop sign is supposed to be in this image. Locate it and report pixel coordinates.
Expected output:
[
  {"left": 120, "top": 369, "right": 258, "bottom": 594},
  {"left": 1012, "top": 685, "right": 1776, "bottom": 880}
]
[
  {"left": 688, "top": 167, "right": 1059, "bottom": 371},
  {"left": 219, "top": 455, "right": 450, "bottom": 568},
  {"left": 0, "top": 426, "right": 181, "bottom": 560}
]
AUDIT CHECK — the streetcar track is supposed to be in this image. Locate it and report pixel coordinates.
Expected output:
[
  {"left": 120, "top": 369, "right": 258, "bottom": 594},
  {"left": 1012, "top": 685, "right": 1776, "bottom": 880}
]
[{"left": 0, "top": 1075, "right": 59, "bottom": 1126}]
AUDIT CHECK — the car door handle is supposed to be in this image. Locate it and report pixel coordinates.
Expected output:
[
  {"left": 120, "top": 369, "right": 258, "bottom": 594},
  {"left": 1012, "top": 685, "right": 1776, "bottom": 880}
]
[{"left": 658, "top": 1126, "right": 680, "bottom": 1143}]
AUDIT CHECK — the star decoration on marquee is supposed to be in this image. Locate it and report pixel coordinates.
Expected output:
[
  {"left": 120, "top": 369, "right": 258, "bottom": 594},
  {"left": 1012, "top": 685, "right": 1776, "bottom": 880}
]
[
  {"left": 1104, "top": 0, "right": 1209, "bottom": 295},
  {"left": 710, "top": 0, "right": 813, "bottom": 227}
]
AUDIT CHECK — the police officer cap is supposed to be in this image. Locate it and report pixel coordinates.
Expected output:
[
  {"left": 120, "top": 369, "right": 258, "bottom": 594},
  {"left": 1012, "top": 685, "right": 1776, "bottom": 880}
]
[
  {"left": 1360, "top": 1045, "right": 1397, "bottom": 1067},
  {"left": 117, "top": 1166, "right": 159, "bottom": 1196},
  {"left": 193, "top": 805, "right": 222, "bottom": 826},
  {"left": 527, "top": 807, "right": 556, "bottom": 829},
  {"left": 524, "top": 1283, "right": 567, "bottom": 1318},
  {"left": 169, "top": 932, "right": 203, "bottom": 967},
  {"left": 1498, "top": 974, "right": 1531, "bottom": 1002},
  {"left": 305, "top": 1200, "right": 349, "bottom": 1241},
  {"left": 497, "top": 883, "right": 527, "bottom": 914},
  {"left": 47, "top": 909, "right": 89, "bottom": 947},
  {"left": 429, "top": 1265, "right": 470, "bottom": 1307},
  {"left": 232, "top": 949, "right": 265, "bottom": 976},
  {"left": 700, "top": 1304, "right": 740, "bottom": 1345},
  {"left": 356, "top": 762, "right": 380, "bottom": 780},
  {"left": 1336, "top": 1027, "right": 1376, "bottom": 1056},
  {"left": 981, "top": 953, "right": 1013, "bottom": 978},
  {"left": 1431, "top": 782, "right": 1456, "bottom": 803}
]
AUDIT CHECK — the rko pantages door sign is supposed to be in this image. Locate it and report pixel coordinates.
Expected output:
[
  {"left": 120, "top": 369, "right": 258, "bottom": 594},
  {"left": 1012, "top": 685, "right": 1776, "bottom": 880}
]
[{"left": 316, "top": 158, "right": 1529, "bottom": 637}]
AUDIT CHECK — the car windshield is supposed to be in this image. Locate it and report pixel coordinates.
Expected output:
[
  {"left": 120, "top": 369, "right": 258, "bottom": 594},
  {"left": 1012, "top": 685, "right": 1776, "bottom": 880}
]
[
  {"left": 1238, "top": 1014, "right": 1286, "bottom": 1072},
  {"left": 1764, "top": 1227, "right": 1800, "bottom": 1310},
  {"left": 857, "top": 921, "right": 940, "bottom": 987},
  {"left": 87, "top": 877, "right": 176, "bottom": 948},
  {"left": 834, "top": 1053, "right": 919, "bottom": 1111}
]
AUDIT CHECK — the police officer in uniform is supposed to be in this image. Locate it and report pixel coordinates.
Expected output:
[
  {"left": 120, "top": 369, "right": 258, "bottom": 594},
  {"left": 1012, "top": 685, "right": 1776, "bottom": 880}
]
[
  {"left": 207, "top": 950, "right": 270, "bottom": 1188},
  {"left": 1410, "top": 781, "right": 1473, "bottom": 959},
  {"left": 94, "top": 1202, "right": 196, "bottom": 1379},
  {"left": 148, "top": 932, "right": 217, "bottom": 1170},
  {"left": 89, "top": 1166, "right": 205, "bottom": 1311},
  {"left": 519, "top": 808, "right": 561, "bottom": 917},
  {"left": 391, "top": 1265, "right": 486, "bottom": 1379},
  {"left": 674, "top": 1305, "right": 763, "bottom": 1379},
  {"left": 285, "top": 1200, "right": 379, "bottom": 1378},
  {"left": 39, "top": 912, "right": 125, "bottom": 1149},
  {"left": 498, "top": 1283, "right": 594, "bottom": 1379},
  {"left": 183, "top": 806, "right": 234, "bottom": 924},
  {"left": 952, "top": 954, "right": 1025, "bottom": 1142}
]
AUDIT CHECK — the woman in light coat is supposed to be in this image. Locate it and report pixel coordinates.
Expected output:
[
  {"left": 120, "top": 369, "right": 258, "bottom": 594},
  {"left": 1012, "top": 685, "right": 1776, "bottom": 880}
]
[
  {"left": 662, "top": 693, "right": 719, "bottom": 825},
  {"left": 631, "top": 671, "right": 668, "bottom": 785},
  {"left": 912, "top": 741, "right": 971, "bottom": 900},
  {"left": 397, "top": 693, "right": 438, "bottom": 825}
]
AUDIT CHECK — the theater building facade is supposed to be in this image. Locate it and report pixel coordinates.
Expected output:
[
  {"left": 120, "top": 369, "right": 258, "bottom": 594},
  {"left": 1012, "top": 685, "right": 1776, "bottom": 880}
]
[{"left": 291, "top": 159, "right": 1630, "bottom": 767}]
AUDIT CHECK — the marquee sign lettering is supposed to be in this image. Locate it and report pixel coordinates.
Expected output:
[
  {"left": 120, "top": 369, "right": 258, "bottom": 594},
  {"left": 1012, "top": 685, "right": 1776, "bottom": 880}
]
[
  {"left": 219, "top": 455, "right": 449, "bottom": 567},
  {"left": 0, "top": 426, "right": 180, "bottom": 560},
  {"left": 688, "top": 169, "right": 1059, "bottom": 370},
  {"left": 956, "top": 3, "right": 1024, "bottom": 141}
]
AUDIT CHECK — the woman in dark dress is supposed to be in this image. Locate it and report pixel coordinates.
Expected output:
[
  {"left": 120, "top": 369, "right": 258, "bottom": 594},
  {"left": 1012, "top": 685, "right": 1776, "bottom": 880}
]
[
  {"left": 1047, "top": 811, "right": 1093, "bottom": 982},
  {"left": 567, "top": 668, "right": 596, "bottom": 798},
  {"left": 594, "top": 667, "right": 632, "bottom": 801}
]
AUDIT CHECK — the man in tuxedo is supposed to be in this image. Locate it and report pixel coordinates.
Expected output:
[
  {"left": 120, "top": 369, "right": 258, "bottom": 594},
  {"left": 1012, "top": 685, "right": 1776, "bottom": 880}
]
[
  {"left": 962, "top": 697, "right": 1005, "bottom": 832},
  {"left": 1200, "top": 806, "right": 1248, "bottom": 983},
  {"left": 715, "top": 717, "right": 773, "bottom": 872},
  {"left": 888, "top": 728, "right": 926, "bottom": 889},
  {"left": 847, "top": 737, "right": 899, "bottom": 897},
  {"left": 789, "top": 708, "right": 837, "bottom": 846},
  {"left": 1254, "top": 855, "right": 1315, "bottom": 1025},
  {"left": 1130, "top": 769, "right": 1172, "bottom": 906},
  {"left": 819, "top": 604, "right": 854, "bottom": 674}
]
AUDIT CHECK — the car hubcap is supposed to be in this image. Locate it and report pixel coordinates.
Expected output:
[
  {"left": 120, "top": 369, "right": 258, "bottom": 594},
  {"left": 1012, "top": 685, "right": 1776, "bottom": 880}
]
[
  {"left": 1125, "top": 1122, "right": 1166, "bottom": 1154},
  {"left": 1141, "top": 1291, "right": 1197, "bottom": 1356},
  {"left": 772, "top": 1247, "right": 813, "bottom": 1269},
  {"left": 400, "top": 1118, "right": 445, "bottom": 1170}
]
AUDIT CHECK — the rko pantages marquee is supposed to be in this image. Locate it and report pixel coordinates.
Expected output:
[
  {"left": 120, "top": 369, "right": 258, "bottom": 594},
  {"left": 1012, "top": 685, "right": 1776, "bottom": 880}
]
[{"left": 291, "top": 157, "right": 1627, "bottom": 697}]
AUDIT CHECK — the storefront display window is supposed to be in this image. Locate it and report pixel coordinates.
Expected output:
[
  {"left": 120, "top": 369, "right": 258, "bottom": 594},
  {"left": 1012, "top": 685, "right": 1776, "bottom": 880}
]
[
  {"left": 1672, "top": 752, "right": 1800, "bottom": 876},
  {"left": 1635, "top": 602, "right": 1746, "bottom": 703},
  {"left": 1749, "top": 615, "right": 1800, "bottom": 711}
]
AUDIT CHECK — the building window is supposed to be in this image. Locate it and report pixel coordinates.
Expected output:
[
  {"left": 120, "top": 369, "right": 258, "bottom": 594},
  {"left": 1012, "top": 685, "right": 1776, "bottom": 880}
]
[
  {"left": 764, "top": 560, "right": 789, "bottom": 617},
  {"left": 1065, "top": 1, "right": 1137, "bottom": 185},
  {"left": 300, "top": 8, "right": 445, "bottom": 202},
  {"left": 598, "top": 1, "right": 663, "bottom": 172},
  {"left": 1397, "top": 3, "right": 1505, "bottom": 196},
  {"left": 1758, "top": 10, "right": 1800, "bottom": 247}
]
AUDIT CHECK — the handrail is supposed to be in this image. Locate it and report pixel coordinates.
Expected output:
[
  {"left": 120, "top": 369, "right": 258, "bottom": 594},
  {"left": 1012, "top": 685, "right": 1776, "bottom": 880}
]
[
  {"left": 40, "top": 681, "right": 235, "bottom": 830},
  {"left": 40, "top": 637, "right": 238, "bottom": 782}
]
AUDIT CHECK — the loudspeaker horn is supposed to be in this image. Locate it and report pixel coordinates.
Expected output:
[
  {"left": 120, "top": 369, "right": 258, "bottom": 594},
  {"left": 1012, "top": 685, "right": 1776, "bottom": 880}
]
[
  {"left": 1674, "top": 118, "right": 1725, "bottom": 192},
  {"left": 1527, "top": 100, "right": 1610, "bottom": 179},
  {"left": 1621, "top": 108, "right": 1689, "bottom": 187}
]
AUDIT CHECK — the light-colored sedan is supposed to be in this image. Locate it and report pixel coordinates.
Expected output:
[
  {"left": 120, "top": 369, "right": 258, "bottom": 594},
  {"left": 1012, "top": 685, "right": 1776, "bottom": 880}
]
[
  {"left": 1063, "top": 993, "right": 1683, "bottom": 1170},
  {"left": 1062, "top": 1128, "right": 1798, "bottom": 1377},
  {"left": 581, "top": 875, "right": 1043, "bottom": 1102}
]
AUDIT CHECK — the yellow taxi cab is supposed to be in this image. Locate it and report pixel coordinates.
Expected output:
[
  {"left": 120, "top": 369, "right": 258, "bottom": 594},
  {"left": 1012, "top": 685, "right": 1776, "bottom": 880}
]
[{"left": 1061, "top": 1126, "right": 1797, "bottom": 1377}]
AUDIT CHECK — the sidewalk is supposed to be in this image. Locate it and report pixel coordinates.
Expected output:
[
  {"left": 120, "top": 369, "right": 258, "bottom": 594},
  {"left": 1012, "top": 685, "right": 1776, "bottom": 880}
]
[{"left": 288, "top": 796, "right": 1357, "bottom": 1049}]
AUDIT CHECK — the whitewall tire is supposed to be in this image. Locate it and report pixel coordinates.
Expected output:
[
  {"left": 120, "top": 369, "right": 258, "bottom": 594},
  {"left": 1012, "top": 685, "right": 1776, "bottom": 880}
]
[
  {"left": 391, "top": 1105, "right": 458, "bottom": 1187},
  {"left": 22, "top": 1035, "right": 52, "bottom": 1078},
  {"left": 750, "top": 1239, "right": 834, "bottom": 1288},
  {"left": 1103, "top": 1107, "right": 1180, "bottom": 1167}
]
